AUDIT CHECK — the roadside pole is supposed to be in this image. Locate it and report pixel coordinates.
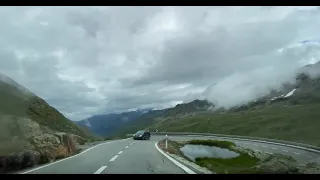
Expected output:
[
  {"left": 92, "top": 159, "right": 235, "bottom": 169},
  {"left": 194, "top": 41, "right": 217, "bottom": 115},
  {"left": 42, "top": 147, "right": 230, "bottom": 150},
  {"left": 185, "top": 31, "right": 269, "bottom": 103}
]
[{"left": 165, "top": 134, "right": 168, "bottom": 149}]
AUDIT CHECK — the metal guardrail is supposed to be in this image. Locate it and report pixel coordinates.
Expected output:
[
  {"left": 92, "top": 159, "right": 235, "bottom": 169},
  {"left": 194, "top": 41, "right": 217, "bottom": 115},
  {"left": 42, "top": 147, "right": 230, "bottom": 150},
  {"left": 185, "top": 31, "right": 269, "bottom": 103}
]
[{"left": 126, "top": 132, "right": 320, "bottom": 153}]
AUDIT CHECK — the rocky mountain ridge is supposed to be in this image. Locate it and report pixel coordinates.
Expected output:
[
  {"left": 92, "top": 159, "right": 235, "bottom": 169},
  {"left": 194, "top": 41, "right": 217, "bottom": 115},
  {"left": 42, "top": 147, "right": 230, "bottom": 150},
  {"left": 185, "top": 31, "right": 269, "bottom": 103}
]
[{"left": 85, "top": 61, "right": 320, "bottom": 137}]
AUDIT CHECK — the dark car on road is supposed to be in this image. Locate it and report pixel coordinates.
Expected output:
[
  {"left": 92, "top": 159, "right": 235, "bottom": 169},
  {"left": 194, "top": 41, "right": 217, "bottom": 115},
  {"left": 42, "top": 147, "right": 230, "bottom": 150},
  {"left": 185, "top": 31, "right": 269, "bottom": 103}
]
[{"left": 133, "top": 130, "right": 151, "bottom": 140}]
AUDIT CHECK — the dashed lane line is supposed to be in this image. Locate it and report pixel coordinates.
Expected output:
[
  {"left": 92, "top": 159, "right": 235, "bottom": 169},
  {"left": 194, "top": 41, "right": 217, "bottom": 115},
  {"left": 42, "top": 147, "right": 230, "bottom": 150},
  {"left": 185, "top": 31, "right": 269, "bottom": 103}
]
[
  {"left": 294, "top": 152, "right": 300, "bottom": 155},
  {"left": 272, "top": 148, "right": 277, "bottom": 150},
  {"left": 94, "top": 166, "right": 107, "bottom": 174},
  {"left": 266, "top": 152, "right": 273, "bottom": 155},
  {"left": 125, "top": 146, "right": 129, "bottom": 148},
  {"left": 109, "top": 155, "right": 119, "bottom": 162},
  {"left": 262, "top": 145, "right": 267, "bottom": 148},
  {"left": 118, "top": 151, "right": 123, "bottom": 155},
  {"left": 282, "top": 150, "right": 288, "bottom": 152},
  {"left": 19, "top": 137, "right": 132, "bottom": 174}
]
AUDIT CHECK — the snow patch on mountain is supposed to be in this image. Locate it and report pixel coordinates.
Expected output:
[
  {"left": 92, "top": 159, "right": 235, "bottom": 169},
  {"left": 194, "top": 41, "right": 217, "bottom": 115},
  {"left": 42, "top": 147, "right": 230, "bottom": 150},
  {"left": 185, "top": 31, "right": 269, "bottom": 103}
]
[
  {"left": 270, "top": 88, "right": 297, "bottom": 101},
  {"left": 284, "top": 88, "right": 296, "bottom": 98}
]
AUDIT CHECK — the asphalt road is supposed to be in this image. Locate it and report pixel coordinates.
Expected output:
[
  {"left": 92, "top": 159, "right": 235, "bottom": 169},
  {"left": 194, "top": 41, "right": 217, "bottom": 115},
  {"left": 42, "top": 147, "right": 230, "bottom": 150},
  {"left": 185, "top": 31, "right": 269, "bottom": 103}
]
[
  {"left": 20, "top": 136, "right": 186, "bottom": 174},
  {"left": 19, "top": 135, "right": 320, "bottom": 174}
]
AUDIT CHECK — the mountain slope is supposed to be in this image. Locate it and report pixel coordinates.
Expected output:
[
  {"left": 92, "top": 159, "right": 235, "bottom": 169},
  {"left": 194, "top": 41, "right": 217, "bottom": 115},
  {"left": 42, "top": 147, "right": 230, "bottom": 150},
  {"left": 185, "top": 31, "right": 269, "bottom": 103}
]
[
  {"left": 0, "top": 74, "right": 101, "bottom": 173},
  {"left": 0, "top": 74, "right": 95, "bottom": 139},
  {"left": 78, "top": 61, "right": 320, "bottom": 146},
  {"left": 147, "top": 72, "right": 320, "bottom": 146},
  {"left": 116, "top": 62, "right": 320, "bottom": 146},
  {"left": 75, "top": 109, "right": 153, "bottom": 137},
  {"left": 77, "top": 99, "right": 214, "bottom": 137}
]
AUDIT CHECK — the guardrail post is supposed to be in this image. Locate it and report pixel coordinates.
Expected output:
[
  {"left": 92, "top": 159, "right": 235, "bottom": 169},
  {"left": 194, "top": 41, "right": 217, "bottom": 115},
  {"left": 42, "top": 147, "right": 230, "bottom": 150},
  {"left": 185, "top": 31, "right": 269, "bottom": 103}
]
[{"left": 165, "top": 134, "right": 168, "bottom": 149}]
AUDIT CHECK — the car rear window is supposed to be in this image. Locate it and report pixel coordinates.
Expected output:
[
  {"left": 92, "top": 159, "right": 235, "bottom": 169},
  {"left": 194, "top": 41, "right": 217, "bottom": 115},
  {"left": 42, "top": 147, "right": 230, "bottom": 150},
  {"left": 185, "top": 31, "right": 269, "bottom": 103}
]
[{"left": 136, "top": 130, "right": 145, "bottom": 134}]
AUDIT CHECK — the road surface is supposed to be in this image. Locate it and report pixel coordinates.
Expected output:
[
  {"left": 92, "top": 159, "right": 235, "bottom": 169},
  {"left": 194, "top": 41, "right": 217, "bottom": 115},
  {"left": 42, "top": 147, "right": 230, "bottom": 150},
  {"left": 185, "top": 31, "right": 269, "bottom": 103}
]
[
  {"left": 20, "top": 136, "right": 186, "bottom": 174},
  {"left": 19, "top": 135, "right": 320, "bottom": 174}
]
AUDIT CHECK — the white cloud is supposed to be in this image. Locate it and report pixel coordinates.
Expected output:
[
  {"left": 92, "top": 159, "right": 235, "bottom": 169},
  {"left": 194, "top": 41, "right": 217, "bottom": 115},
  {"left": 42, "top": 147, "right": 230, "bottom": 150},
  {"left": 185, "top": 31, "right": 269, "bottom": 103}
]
[{"left": 0, "top": 6, "right": 320, "bottom": 120}]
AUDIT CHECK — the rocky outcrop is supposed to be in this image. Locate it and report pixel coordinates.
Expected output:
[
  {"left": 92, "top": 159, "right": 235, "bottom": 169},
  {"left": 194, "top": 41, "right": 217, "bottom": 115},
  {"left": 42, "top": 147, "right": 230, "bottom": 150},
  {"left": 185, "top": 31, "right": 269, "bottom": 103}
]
[
  {"left": 30, "top": 132, "right": 79, "bottom": 160},
  {"left": 0, "top": 116, "right": 89, "bottom": 174},
  {"left": 0, "top": 150, "right": 40, "bottom": 173},
  {"left": 70, "top": 134, "right": 87, "bottom": 146},
  {"left": 298, "top": 162, "right": 320, "bottom": 174},
  {"left": 250, "top": 153, "right": 298, "bottom": 174},
  {"left": 231, "top": 146, "right": 270, "bottom": 160},
  {"left": 16, "top": 117, "right": 44, "bottom": 138},
  {"left": 230, "top": 146, "right": 320, "bottom": 174},
  {"left": 0, "top": 75, "right": 98, "bottom": 174},
  {"left": 250, "top": 153, "right": 320, "bottom": 174},
  {"left": 0, "top": 132, "right": 82, "bottom": 173}
]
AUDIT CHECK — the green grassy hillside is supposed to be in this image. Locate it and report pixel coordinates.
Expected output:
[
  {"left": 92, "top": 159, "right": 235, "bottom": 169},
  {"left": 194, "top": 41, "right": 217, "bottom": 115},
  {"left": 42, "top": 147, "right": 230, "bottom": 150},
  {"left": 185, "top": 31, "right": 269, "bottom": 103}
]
[
  {"left": 0, "top": 76, "right": 98, "bottom": 141},
  {"left": 150, "top": 104, "right": 320, "bottom": 146},
  {"left": 120, "top": 74, "right": 320, "bottom": 146}
]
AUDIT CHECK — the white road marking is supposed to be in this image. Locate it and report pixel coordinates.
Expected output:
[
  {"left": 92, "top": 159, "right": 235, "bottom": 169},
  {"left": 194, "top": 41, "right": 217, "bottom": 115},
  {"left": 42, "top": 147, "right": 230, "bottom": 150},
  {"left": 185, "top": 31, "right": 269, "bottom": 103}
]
[
  {"left": 294, "top": 152, "right": 300, "bottom": 155},
  {"left": 244, "top": 143, "right": 248, "bottom": 145},
  {"left": 20, "top": 137, "right": 131, "bottom": 174},
  {"left": 254, "top": 144, "right": 258, "bottom": 146},
  {"left": 118, "top": 151, "right": 123, "bottom": 155},
  {"left": 155, "top": 142, "right": 196, "bottom": 174},
  {"left": 266, "top": 152, "right": 273, "bottom": 155},
  {"left": 130, "top": 143, "right": 133, "bottom": 145},
  {"left": 94, "top": 166, "right": 107, "bottom": 174},
  {"left": 272, "top": 147, "right": 277, "bottom": 150},
  {"left": 187, "top": 135, "right": 201, "bottom": 137},
  {"left": 125, "top": 146, "right": 129, "bottom": 148},
  {"left": 262, "top": 145, "right": 267, "bottom": 148},
  {"left": 306, "top": 155, "right": 312, "bottom": 158},
  {"left": 253, "top": 149, "right": 260, "bottom": 151},
  {"left": 109, "top": 155, "right": 119, "bottom": 162},
  {"left": 282, "top": 150, "right": 289, "bottom": 152}
]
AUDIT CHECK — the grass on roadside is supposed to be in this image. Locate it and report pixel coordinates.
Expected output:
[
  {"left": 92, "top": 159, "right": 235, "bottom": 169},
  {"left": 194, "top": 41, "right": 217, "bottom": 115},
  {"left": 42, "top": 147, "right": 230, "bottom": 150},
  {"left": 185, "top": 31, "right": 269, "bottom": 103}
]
[
  {"left": 187, "top": 139, "right": 235, "bottom": 149},
  {"left": 195, "top": 154, "right": 259, "bottom": 174},
  {"left": 167, "top": 139, "right": 260, "bottom": 174}
]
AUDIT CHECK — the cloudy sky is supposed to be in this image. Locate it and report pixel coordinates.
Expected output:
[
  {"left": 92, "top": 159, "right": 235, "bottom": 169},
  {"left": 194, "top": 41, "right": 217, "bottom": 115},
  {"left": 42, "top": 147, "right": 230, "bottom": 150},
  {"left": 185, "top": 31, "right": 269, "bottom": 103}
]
[{"left": 1, "top": 6, "right": 320, "bottom": 121}]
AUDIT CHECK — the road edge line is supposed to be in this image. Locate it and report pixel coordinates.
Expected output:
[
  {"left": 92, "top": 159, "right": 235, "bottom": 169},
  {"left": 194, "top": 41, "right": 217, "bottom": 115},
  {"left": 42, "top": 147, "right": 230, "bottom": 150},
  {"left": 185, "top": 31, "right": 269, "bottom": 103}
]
[
  {"left": 20, "top": 137, "right": 131, "bottom": 174},
  {"left": 154, "top": 141, "right": 196, "bottom": 174}
]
